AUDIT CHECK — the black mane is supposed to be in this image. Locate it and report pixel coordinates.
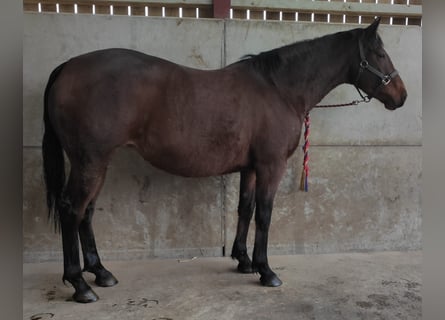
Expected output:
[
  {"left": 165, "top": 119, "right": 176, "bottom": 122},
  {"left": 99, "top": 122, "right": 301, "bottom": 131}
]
[{"left": 238, "top": 27, "right": 380, "bottom": 83}]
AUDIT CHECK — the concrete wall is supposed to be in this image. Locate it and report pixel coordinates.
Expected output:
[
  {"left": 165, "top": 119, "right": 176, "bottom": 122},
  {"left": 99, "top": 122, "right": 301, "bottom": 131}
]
[{"left": 23, "top": 13, "right": 421, "bottom": 262}]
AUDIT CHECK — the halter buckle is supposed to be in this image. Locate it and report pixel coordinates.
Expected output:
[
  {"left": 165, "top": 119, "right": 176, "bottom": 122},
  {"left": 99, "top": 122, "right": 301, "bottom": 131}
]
[{"left": 382, "top": 75, "right": 391, "bottom": 86}]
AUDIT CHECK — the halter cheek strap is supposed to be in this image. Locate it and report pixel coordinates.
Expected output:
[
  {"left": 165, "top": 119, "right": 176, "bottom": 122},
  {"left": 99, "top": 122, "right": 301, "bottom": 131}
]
[{"left": 354, "top": 38, "right": 399, "bottom": 101}]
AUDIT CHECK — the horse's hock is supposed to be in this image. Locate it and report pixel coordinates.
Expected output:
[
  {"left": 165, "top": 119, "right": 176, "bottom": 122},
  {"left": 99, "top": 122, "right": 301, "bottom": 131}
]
[{"left": 23, "top": 12, "right": 421, "bottom": 262}]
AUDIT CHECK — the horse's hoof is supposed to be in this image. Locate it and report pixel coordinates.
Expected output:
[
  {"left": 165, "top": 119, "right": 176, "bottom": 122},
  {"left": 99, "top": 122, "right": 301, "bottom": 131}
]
[
  {"left": 237, "top": 263, "right": 253, "bottom": 274},
  {"left": 95, "top": 271, "right": 118, "bottom": 287},
  {"left": 73, "top": 288, "right": 99, "bottom": 303},
  {"left": 260, "top": 274, "right": 283, "bottom": 287}
]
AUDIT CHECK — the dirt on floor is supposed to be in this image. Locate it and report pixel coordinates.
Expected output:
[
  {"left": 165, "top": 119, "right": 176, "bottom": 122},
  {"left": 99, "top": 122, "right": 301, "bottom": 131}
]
[{"left": 23, "top": 251, "right": 421, "bottom": 320}]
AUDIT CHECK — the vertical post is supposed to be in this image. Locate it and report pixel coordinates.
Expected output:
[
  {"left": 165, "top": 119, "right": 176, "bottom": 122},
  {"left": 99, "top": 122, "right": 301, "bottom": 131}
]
[{"left": 213, "top": 0, "right": 230, "bottom": 19}]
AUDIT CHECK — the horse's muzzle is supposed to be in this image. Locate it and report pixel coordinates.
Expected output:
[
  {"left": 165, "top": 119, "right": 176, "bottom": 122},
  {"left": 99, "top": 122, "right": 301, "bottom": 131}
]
[{"left": 385, "top": 87, "right": 407, "bottom": 110}]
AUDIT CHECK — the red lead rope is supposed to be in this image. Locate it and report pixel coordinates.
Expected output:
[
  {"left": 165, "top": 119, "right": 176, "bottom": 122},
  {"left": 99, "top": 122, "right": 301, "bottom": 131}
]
[
  {"left": 300, "top": 113, "right": 310, "bottom": 192},
  {"left": 299, "top": 99, "right": 367, "bottom": 192}
]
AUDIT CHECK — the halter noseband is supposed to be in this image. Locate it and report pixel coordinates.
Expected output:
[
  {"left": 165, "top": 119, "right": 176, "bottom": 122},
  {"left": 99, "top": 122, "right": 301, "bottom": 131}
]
[{"left": 354, "top": 38, "right": 399, "bottom": 101}]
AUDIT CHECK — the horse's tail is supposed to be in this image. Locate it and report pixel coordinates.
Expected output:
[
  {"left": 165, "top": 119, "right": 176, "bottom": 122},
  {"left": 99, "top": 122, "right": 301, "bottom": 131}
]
[{"left": 42, "top": 62, "right": 67, "bottom": 231}]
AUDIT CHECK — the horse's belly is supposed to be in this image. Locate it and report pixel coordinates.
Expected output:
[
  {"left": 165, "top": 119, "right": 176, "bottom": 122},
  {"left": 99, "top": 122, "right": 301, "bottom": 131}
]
[
  {"left": 131, "top": 135, "right": 249, "bottom": 178},
  {"left": 144, "top": 148, "right": 247, "bottom": 177}
]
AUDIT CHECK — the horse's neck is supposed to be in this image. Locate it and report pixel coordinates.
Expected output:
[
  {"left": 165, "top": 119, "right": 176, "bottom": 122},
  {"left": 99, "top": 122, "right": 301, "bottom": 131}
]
[{"left": 276, "top": 35, "right": 357, "bottom": 113}]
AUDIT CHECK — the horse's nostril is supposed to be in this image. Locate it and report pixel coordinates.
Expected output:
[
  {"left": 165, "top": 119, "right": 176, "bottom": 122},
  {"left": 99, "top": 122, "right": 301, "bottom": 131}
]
[{"left": 394, "top": 90, "right": 407, "bottom": 109}]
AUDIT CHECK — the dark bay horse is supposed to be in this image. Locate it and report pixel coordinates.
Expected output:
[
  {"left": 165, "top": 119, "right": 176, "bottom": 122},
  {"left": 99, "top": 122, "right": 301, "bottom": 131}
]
[{"left": 42, "top": 18, "right": 407, "bottom": 303}]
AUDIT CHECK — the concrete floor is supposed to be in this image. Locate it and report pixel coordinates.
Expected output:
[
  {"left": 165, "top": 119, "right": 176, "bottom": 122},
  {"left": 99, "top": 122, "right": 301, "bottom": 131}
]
[{"left": 23, "top": 251, "right": 421, "bottom": 320}]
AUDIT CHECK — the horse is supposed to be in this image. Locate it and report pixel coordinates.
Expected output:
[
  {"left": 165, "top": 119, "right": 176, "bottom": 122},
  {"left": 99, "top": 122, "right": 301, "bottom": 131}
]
[{"left": 42, "top": 17, "right": 407, "bottom": 303}]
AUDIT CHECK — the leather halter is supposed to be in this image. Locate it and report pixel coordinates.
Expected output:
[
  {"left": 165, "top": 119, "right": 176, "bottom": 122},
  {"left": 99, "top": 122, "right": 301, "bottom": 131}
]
[{"left": 354, "top": 38, "right": 399, "bottom": 102}]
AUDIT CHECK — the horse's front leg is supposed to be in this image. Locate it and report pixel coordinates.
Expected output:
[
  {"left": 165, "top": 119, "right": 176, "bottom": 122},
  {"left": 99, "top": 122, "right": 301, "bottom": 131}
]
[
  {"left": 252, "top": 161, "right": 286, "bottom": 287},
  {"left": 231, "top": 169, "right": 256, "bottom": 273}
]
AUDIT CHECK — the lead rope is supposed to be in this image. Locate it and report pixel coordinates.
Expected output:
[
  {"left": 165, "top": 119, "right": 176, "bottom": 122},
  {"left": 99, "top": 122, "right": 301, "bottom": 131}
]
[
  {"left": 299, "top": 96, "right": 370, "bottom": 192},
  {"left": 300, "top": 114, "right": 310, "bottom": 191}
]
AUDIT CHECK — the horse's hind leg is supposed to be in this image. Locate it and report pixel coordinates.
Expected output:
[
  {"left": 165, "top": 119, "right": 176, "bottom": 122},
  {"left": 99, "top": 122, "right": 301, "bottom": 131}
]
[
  {"left": 79, "top": 194, "right": 118, "bottom": 287},
  {"left": 60, "top": 163, "right": 107, "bottom": 303},
  {"left": 231, "top": 169, "right": 256, "bottom": 273}
]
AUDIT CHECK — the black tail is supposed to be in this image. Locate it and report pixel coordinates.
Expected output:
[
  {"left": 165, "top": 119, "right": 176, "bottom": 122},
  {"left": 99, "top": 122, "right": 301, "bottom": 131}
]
[{"left": 42, "top": 62, "right": 67, "bottom": 232}]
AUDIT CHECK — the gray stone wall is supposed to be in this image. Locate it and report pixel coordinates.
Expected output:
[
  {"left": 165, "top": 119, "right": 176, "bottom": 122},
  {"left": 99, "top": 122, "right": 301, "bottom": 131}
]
[{"left": 23, "top": 13, "right": 421, "bottom": 262}]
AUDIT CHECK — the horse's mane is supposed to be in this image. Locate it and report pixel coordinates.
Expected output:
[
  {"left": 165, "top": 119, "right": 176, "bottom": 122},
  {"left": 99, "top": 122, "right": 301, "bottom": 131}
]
[{"left": 238, "top": 27, "right": 382, "bottom": 83}]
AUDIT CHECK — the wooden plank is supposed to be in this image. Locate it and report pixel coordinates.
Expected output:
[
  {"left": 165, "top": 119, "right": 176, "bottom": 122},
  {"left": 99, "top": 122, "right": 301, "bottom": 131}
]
[
  {"left": 148, "top": 6, "right": 163, "bottom": 17},
  {"left": 165, "top": 7, "right": 179, "bottom": 17},
  {"left": 95, "top": 4, "right": 111, "bottom": 15},
  {"left": 249, "top": 10, "right": 263, "bottom": 20},
  {"left": 59, "top": 4, "right": 75, "bottom": 14},
  {"left": 182, "top": 7, "right": 197, "bottom": 18},
  {"left": 298, "top": 12, "right": 312, "bottom": 22},
  {"left": 329, "top": 14, "right": 344, "bottom": 23},
  {"left": 23, "top": 3, "right": 38, "bottom": 12},
  {"left": 111, "top": 4, "right": 129, "bottom": 15},
  {"left": 282, "top": 11, "right": 295, "bottom": 21},
  {"left": 232, "top": 8, "right": 246, "bottom": 19},
  {"left": 392, "top": 17, "right": 407, "bottom": 25},
  {"left": 379, "top": 16, "right": 391, "bottom": 24},
  {"left": 361, "top": 15, "right": 378, "bottom": 24},
  {"left": 78, "top": 4, "right": 93, "bottom": 14},
  {"left": 408, "top": 17, "right": 421, "bottom": 26},
  {"left": 131, "top": 4, "right": 147, "bottom": 16},
  {"left": 198, "top": 6, "right": 213, "bottom": 18},
  {"left": 266, "top": 10, "right": 280, "bottom": 21},
  {"left": 41, "top": 3, "right": 57, "bottom": 12},
  {"left": 314, "top": 13, "right": 328, "bottom": 23}
]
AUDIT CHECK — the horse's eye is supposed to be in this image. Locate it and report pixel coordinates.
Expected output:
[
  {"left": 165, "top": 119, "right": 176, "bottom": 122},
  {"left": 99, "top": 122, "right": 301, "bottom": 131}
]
[{"left": 376, "top": 51, "right": 385, "bottom": 58}]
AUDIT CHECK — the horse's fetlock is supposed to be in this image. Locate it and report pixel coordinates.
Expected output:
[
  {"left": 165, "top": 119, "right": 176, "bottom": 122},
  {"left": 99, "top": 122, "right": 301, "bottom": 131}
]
[{"left": 252, "top": 258, "right": 271, "bottom": 275}]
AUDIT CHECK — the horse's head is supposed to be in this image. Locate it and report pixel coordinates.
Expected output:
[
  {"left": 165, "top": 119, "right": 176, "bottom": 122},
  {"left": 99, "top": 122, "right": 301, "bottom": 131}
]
[{"left": 353, "top": 17, "right": 407, "bottom": 110}]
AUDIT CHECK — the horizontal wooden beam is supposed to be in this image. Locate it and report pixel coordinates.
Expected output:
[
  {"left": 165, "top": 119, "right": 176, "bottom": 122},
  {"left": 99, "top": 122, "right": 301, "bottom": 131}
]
[
  {"left": 231, "top": 0, "right": 422, "bottom": 18},
  {"left": 93, "top": 0, "right": 212, "bottom": 4},
  {"left": 24, "top": 0, "right": 213, "bottom": 7}
]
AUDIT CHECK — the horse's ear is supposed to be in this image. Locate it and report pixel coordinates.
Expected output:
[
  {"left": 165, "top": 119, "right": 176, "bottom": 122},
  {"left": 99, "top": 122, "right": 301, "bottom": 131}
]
[{"left": 364, "top": 17, "right": 381, "bottom": 38}]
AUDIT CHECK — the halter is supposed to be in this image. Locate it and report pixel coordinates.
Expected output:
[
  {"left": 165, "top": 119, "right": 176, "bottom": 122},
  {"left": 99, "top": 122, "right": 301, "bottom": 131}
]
[
  {"left": 300, "top": 38, "right": 399, "bottom": 192},
  {"left": 353, "top": 38, "right": 399, "bottom": 102}
]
